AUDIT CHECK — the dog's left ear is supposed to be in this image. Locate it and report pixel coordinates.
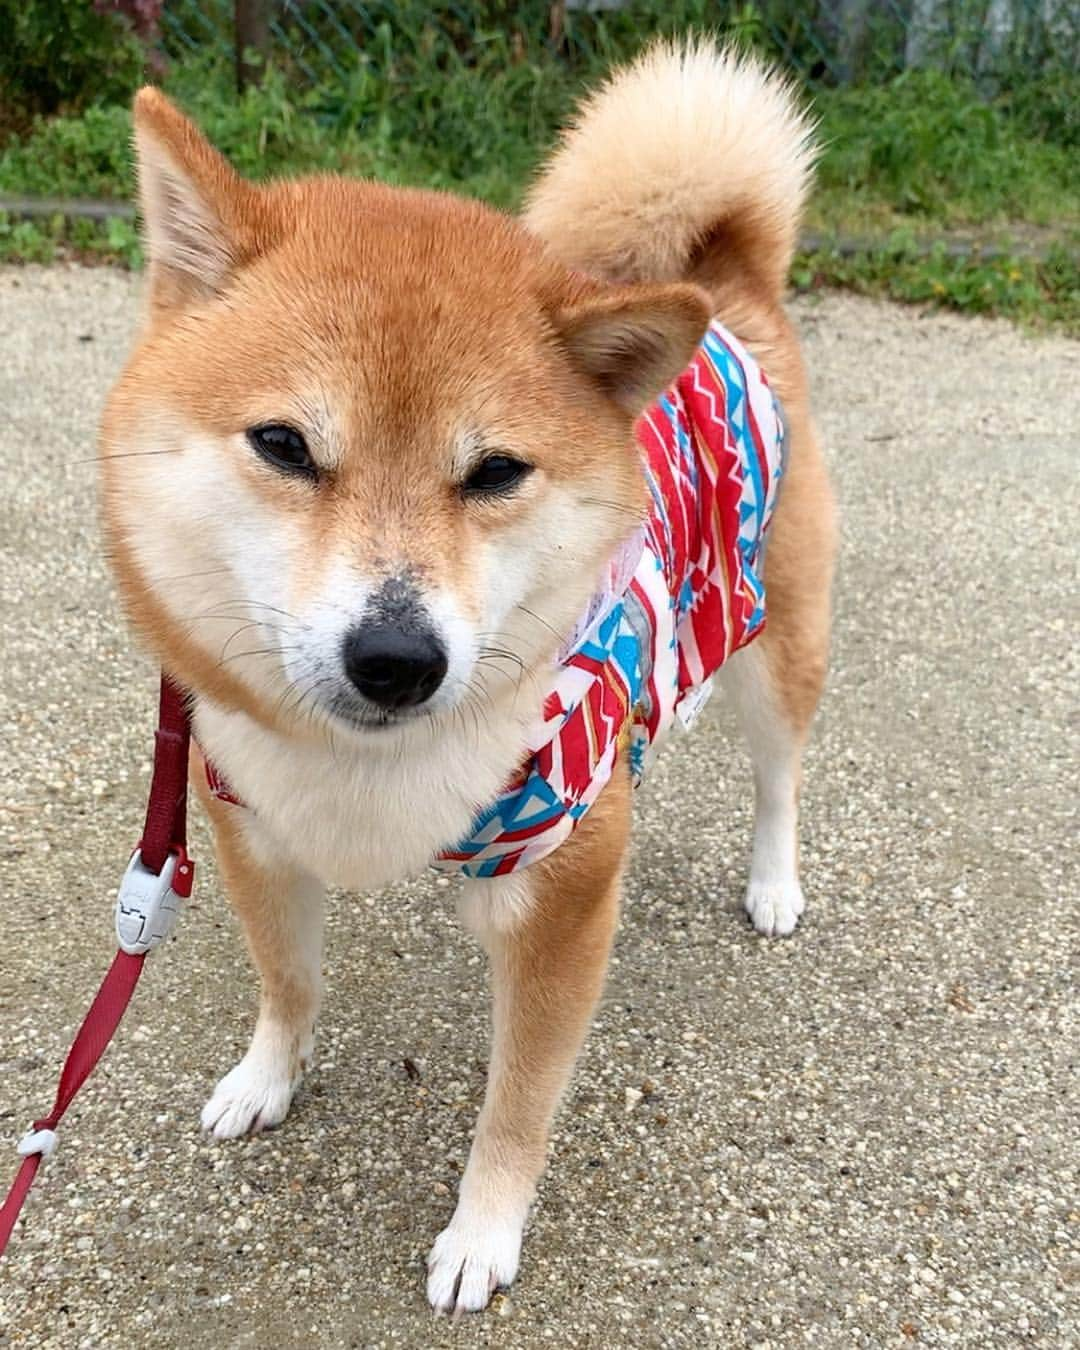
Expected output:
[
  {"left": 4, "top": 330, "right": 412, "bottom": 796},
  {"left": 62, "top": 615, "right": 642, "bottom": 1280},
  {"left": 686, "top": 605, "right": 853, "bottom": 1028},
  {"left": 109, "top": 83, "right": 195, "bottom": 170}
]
[{"left": 552, "top": 283, "right": 712, "bottom": 413}]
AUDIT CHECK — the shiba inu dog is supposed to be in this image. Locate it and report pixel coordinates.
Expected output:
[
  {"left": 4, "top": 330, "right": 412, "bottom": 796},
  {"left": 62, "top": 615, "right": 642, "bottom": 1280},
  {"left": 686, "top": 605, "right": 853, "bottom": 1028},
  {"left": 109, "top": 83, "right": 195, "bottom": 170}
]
[{"left": 99, "top": 40, "right": 835, "bottom": 1312}]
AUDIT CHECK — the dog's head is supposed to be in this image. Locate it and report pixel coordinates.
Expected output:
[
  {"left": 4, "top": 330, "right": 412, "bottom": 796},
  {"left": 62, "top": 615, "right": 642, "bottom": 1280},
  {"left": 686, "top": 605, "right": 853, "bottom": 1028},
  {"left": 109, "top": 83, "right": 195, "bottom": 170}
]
[{"left": 101, "top": 90, "right": 710, "bottom": 741}]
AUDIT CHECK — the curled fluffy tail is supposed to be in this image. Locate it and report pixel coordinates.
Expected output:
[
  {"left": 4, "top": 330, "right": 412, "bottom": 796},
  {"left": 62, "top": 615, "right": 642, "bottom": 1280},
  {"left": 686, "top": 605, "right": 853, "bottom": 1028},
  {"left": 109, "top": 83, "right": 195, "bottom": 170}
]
[{"left": 524, "top": 39, "right": 816, "bottom": 299}]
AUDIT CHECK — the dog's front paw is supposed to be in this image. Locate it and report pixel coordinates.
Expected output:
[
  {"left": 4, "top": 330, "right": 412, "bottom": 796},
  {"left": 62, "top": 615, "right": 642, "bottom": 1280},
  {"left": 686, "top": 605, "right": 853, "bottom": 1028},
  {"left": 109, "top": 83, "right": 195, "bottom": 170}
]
[
  {"left": 744, "top": 878, "right": 805, "bottom": 937},
  {"left": 426, "top": 1213, "right": 524, "bottom": 1314},
  {"left": 200, "top": 1047, "right": 301, "bottom": 1139}
]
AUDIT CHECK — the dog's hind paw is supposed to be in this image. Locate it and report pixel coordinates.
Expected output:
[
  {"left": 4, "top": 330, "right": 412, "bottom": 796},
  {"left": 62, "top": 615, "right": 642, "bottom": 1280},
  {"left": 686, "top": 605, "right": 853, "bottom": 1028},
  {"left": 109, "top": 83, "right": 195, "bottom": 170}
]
[
  {"left": 426, "top": 1214, "right": 523, "bottom": 1314},
  {"left": 744, "top": 878, "right": 805, "bottom": 937}
]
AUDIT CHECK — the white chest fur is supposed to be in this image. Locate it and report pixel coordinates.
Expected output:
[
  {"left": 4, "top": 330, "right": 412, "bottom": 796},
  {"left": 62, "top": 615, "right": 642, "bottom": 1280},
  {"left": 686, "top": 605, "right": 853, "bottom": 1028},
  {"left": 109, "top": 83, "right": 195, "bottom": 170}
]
[{"left": 193, "top": 698, "right": 533, "bottom": 889}]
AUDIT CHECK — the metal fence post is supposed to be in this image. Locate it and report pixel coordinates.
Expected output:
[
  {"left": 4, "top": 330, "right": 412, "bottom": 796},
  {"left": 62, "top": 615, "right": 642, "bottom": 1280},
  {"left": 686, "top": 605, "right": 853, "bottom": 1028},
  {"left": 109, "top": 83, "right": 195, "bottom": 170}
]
[{"left": 235, "top": 0, "right": 270, "bottom": 92}]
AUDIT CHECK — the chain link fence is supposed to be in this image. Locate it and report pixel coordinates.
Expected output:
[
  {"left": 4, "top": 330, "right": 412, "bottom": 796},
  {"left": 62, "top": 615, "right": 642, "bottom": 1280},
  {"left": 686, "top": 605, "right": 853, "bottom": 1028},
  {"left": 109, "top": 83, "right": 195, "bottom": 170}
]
[{"left": 160, "top": 0, "right": 1080, "bottom": 93}]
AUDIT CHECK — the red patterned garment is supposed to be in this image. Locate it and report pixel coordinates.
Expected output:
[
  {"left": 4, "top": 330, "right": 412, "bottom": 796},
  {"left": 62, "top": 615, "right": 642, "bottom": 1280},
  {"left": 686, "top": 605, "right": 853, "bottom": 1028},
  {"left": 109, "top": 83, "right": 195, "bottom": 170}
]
[{"left": 434, "top": 318, "right": 787, "bottom": 877}]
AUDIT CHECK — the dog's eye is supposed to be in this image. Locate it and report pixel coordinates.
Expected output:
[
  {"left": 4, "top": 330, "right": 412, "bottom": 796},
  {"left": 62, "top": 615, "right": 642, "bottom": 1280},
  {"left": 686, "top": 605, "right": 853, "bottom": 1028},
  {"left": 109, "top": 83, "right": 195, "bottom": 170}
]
[
  {"left": 248, "top": 424, "right": 317, "bottom": 479},
  {"left": 462, "top": 455, "right": 532, "bottom": 496}
]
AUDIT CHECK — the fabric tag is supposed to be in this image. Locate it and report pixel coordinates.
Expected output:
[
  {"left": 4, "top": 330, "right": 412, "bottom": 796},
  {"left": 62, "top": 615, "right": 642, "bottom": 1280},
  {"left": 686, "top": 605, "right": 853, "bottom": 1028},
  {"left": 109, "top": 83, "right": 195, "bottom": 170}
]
[{"left": 675, "top": 678, "right": 714, "bottom": 731}]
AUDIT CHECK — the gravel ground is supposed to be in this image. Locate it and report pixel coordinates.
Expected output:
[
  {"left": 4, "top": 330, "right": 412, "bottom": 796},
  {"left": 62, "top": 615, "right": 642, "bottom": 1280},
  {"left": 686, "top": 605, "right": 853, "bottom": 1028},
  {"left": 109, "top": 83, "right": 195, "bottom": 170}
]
[{"left": 0, "top": 267, "right": 1076, "bottom": 1349}]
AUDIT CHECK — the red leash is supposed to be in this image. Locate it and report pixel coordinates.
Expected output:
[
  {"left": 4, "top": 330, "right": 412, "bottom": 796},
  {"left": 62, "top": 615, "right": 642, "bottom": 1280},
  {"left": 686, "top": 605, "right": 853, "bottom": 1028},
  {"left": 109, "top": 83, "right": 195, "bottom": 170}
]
[{"left": 0, "top": 675, "right": 195, "bottom": 1258}]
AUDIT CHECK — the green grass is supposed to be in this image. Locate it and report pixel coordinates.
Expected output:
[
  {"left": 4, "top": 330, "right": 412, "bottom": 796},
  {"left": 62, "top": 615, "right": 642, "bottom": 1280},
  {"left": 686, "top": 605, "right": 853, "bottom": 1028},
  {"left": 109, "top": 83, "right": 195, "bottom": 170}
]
[
  {"left": 811, "top": 71, "right": 1080, "bottom": 233},
  {"left": 1, "top": 49, "right": 1077, "bottom": 332},
  {"left": 0, "top": 208, "right": 140, "bottom": 265},
  {"left": 793, "top": 237, "right": 1080, "bottom": 332}
]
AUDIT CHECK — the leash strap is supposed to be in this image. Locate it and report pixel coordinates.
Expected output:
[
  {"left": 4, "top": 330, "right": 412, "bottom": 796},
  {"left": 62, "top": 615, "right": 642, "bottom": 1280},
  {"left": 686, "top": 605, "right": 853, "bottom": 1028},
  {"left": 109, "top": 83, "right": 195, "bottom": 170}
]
[
  {"left": 0, "top": 675, "right": 193, "bottom": 1259},
  {"left": 0, "top": 951, "right": 144, "bottom": 1254},
  {"left": 139, "top": 676, "right": 191, "bottom": 873}
]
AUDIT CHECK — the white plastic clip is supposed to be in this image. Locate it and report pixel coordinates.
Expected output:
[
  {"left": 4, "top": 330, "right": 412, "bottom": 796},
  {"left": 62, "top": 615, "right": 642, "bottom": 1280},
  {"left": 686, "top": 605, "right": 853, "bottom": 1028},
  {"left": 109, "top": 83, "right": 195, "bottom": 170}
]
[
  {"left": 17, "top": 1128, "right": 58, "bottom": 1158},
  {"left": 115, "top": 849, "right": 184, "bottom": 955}
]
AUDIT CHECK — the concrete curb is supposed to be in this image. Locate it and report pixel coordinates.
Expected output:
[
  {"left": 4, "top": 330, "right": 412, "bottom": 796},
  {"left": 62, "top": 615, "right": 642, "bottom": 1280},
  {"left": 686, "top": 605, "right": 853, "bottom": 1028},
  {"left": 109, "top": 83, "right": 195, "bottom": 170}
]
[
  {"left": 1, "top": 194, "right": 1071, "bottom": 263},
  {"left": 0, "top": 194, "right": 136, "bottom": 223}
]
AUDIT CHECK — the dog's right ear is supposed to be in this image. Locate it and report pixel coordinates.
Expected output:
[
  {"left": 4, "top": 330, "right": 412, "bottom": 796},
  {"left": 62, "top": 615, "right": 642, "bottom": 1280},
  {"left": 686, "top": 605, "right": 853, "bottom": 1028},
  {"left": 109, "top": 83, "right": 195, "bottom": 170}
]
[
  {"left": 551, "top": 282, "right": 712, "bottom": 415},
  {"left": 133, "top": 87, "right": 264, "bottom": 309}
]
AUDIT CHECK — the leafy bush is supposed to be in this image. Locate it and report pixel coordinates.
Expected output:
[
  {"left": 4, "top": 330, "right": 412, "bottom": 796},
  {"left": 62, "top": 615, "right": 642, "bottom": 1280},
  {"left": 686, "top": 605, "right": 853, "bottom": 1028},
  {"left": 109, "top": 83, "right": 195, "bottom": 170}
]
[
  {"left": 0, "top": 105, "right": 135, "bottom": 199},
  {"left": 0, "top": 0, "right": 146, "bottom": 125},
  {"left": 0, "top": 9, "right": 1076, "bottom": 330},
  {"left": 815, "top": 70, "right": 1080, "bottom": 228},
  {"left": 1005, "top": 71, "right": 1080, "bottom": 150},
  {"left": 5, "top": 53, "right": 1074, "bottom": 230}
]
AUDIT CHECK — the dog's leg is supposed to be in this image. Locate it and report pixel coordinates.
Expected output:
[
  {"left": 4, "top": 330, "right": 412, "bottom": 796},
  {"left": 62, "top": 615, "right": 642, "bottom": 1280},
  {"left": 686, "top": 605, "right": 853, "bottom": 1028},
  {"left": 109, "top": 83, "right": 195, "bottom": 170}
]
[
  {"left": 199, "top": 802, "right": 324, "bottom": 1138},
  {"left": 720, "top": 611, "right": 833, "bottom": 937},
  {"left": 426, "top": 767, "right": 630, "bottom": 1313},
  {"left": 718, "top": 389, "right": 834, "bottom": 939},
  {"left": 719, "top": 643, "right": 805, "bottom": 936}
]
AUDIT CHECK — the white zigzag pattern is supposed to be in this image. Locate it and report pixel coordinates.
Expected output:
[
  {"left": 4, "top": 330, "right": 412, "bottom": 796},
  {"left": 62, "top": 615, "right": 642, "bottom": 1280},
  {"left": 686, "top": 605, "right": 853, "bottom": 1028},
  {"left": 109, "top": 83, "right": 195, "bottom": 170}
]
[
  {"left": 701, "top": 334, "right": 768, "bottom": 550},
  {"left": 681, "top": 356, "right": 732, "bottom": 667},
  {"left": 692, "top": 352, "right": 743, "bottom": 503},
  {"left": 692, "top": 349, "right": 750, "bottom": 602}
]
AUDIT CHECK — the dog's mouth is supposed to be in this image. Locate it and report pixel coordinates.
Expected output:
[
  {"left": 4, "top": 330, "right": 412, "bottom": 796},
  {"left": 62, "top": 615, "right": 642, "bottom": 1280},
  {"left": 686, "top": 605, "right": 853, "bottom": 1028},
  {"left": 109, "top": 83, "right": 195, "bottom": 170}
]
[{"left": 323, "top": 689, "right": 434, "bottom": 735}]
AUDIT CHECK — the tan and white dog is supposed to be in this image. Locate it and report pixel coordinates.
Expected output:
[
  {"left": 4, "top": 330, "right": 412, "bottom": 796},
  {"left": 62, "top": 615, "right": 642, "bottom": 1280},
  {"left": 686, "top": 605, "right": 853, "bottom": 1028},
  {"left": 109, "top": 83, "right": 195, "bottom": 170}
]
[{"left": 99, "top": 41, "right": 835, "bottom": 1312}]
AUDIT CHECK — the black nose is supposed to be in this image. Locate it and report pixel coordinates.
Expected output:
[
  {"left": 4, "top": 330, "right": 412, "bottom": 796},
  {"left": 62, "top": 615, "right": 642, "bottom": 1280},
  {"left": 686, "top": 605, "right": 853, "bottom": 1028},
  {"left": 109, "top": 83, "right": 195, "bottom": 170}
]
[{"left": 342, "top": 625, "right": 448, "bottom": 710}]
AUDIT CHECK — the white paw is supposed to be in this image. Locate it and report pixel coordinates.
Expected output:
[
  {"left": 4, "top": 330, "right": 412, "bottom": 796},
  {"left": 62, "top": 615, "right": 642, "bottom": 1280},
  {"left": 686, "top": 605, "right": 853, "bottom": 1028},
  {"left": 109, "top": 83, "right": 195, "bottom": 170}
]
[
  {"left": 200, "top": 1049, "right": 300, "bottom": 1139},
  {"left": 426, "top": 1213, "right": 524, "bottom": 1314},
  {"left": 744, "top": 878, "right": 805, "bottom": 937}
]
